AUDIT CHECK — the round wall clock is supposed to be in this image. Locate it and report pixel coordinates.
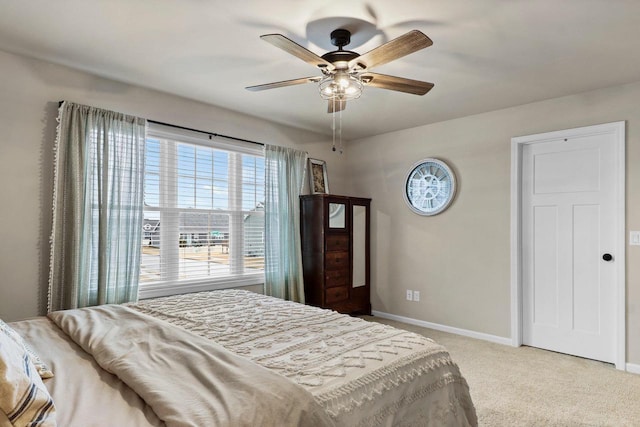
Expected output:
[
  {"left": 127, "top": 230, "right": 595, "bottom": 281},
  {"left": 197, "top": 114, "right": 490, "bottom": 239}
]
[{"left": 403, "top": 158, "right": 456, "bottom": 216}]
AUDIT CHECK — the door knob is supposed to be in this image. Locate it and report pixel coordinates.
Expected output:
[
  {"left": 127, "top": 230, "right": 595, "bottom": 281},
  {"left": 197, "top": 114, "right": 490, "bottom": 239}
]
[{"left": 602, "top": 253, "right": 613, "bottom": 262}]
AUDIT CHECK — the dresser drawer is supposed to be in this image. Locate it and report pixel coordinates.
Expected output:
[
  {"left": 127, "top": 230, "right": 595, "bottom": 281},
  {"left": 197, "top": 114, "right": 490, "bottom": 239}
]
[
  {"left": 325, "top": 251, "right": 349, "bottom": 270},
  {"left": 326, "top": 234, "right": 349, "bottom": 252},
  {"left": 325, "top": 286, "right": 349, "bottom": 304},
  {"left": 325, "top": 269, "right": 349, "bottom": 287}
]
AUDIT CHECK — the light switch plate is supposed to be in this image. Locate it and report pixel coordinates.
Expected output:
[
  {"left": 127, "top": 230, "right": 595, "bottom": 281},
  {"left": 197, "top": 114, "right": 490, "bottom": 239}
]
[
  {"left": 631, "top": 231, "right": 640, "bottom": 246},
  {"left": 406, "top": 290, "right": 413, "bottom": 301}
]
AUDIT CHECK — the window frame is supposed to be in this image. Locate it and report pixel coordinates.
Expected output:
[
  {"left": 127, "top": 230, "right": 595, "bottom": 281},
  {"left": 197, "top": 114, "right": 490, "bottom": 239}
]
[{"left": 138, "top": 123, "right": 265, "bottom": 300}]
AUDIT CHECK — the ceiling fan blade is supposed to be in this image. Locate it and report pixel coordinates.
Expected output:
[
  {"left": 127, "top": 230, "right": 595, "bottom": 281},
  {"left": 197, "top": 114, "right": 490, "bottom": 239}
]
[
  {"left": 261, "top": 34, "right": 335, "bottom": 71},
  {"left": 327, "top": 99, "right": 346, "bottom": 114},
  {"left": 360, "top": 72, "right": 434, "bottom": 95},
  {"left": 348, "top": 30, "right": 432, "bottom": 71},
  {"left": 246, "top": 76, "right": 321, "bottom": 92}
]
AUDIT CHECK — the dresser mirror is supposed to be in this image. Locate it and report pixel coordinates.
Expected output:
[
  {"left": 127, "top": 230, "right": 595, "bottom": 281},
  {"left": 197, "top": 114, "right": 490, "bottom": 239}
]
[
  {"left": 352, "top": 204, "right": 367, "bottom": 288},
  {"left": 328, "top": 202, "right": 346, "bottom": 229}
]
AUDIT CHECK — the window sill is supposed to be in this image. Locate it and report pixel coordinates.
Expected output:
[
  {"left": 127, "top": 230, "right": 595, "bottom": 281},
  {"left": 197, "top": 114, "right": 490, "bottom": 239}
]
[{"left": 138, "top": 274, "right": 264, "bottom": 300}]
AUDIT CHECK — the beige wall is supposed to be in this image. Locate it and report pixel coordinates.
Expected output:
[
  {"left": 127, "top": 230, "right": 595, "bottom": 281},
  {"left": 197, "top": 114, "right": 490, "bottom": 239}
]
[
  {"left": 346, "top": 81, "right": 640, "bottom": 365},
  {"left": 0, "top": 49, "right": 348, "bottom": 322}
]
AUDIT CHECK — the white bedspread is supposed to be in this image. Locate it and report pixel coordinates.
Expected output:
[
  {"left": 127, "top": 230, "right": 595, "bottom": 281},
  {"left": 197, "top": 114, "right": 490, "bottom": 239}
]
[
  {"left": 128, "top": 290, "right": 477, "bottom": 426},
  {"left": 48, "top": 304, "right": 334, "bottom": 427}
]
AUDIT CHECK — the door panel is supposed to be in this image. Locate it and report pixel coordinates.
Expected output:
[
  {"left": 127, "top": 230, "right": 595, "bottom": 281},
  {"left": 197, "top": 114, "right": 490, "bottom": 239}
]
[
  {"left": 573, "top": 204, "right": 601, "bottom": 334},
  {"left": 533, "top": 205, "right": 559, "bottom": 327},
  {"left": 533, "top": 147, "right": 600, "bottom": 194}
]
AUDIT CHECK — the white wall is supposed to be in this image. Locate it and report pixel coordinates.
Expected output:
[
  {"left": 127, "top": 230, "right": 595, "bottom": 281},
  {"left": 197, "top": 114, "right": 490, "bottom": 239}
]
[
  {"left": 346, "top": 81, "right": 640, "bottom": 365},
  {"left": 0, "top": 49, "right": 348, "bottom": 321}
]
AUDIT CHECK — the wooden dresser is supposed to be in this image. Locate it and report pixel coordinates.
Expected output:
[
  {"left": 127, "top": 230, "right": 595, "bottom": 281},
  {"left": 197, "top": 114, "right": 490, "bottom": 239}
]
[{"left": 300, "top": 194, "right": 371, "bottom": 315}]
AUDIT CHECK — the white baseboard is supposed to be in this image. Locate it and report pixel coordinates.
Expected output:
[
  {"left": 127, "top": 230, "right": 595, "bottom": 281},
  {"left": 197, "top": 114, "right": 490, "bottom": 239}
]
[
  {"left": 371, "top": 310, "right": 512, "bottom": 346},
  {"left": 626, "top": 363, "right": 640, "bottom": 375},
  {"left": 371, "top": 311, "right": 639, "bottom": 373}
]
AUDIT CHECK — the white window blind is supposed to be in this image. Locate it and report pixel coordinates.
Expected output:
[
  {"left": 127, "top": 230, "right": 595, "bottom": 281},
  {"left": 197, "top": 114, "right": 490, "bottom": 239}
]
[{"left": 139, "top": 124, "right": 265, "bottom": 299}]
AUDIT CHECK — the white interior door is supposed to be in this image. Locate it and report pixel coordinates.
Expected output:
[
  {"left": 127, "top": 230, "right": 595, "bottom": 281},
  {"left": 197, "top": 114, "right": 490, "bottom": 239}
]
[{"left": 521, "top": 125, "right": 622, "bottom": 364}]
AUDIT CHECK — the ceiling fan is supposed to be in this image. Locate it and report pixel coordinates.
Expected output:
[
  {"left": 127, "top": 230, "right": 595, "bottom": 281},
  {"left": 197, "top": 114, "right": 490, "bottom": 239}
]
[{"left": 246, "top": 29, "right": 434, "bottom": 113}]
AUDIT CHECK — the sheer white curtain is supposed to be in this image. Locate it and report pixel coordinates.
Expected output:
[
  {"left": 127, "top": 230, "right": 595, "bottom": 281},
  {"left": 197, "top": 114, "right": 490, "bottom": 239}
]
[
  {"left": 264, "top": 145, "right": 308, "bottom": 302},
  {"left": 48, "top": 102, "right": 147, "bottom": 311}
]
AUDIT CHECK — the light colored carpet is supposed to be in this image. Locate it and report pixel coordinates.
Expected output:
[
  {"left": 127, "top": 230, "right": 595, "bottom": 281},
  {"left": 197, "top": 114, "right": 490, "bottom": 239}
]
[{"left": 363, "top": 316, "right": 640, "bottom": 426}]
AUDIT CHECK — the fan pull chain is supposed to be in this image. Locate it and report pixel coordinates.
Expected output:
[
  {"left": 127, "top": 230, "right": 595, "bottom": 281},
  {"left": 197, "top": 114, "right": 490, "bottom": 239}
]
[
  {"left": 329, "top": 98, "right": 344, "bottom": 154},
  {"left": 331, "top": 97, "right": 336, "bottom": 152},
  {"left": 339, "top": 107, "right": 343, "bottom": 154}
]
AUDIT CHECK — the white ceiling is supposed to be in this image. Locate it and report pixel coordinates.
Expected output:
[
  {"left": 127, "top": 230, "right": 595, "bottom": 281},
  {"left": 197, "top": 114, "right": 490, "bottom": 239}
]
[{"left": 1, "top": 0, "right": 640, "bottom": 140}]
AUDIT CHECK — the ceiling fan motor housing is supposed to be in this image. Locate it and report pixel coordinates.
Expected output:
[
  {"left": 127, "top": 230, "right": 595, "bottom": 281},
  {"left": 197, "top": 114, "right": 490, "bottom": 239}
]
[{"left": 321, "top": 50, "right": 359, "bottom": 66}]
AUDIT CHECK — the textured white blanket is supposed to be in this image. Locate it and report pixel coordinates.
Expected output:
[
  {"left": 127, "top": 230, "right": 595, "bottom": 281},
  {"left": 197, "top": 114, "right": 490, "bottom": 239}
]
[
  {"left": 48, "top": 305, "right": 335, "bottom": 427},
  {"left": 129, "top": 290, "right": 478, "bottom": 426}
]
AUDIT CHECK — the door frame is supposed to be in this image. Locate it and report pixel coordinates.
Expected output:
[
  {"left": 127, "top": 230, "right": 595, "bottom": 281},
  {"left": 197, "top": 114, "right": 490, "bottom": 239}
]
[{"left": 510, "top": 121, "right": 626, "bottom": 370}]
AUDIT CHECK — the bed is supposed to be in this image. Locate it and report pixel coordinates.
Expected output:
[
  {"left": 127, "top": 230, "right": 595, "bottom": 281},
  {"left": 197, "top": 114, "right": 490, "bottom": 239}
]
[{"left": 3, "top": 289, "right": 477, "bottom": 426}]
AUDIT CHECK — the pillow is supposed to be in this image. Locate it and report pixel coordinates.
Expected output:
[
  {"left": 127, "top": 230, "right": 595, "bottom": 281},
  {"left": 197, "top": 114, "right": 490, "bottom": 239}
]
[
  {"left": 0, "top": 320, "right": 53, "bottom": 379},
  {"left": 0, "top": 331, "right": 57, "bottom": 426}
]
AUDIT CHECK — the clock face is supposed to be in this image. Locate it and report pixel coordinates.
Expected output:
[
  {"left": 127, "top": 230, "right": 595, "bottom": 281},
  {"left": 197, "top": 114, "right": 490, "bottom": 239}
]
[{"left": 404, "top": 159, "right": 456, "bottom": 216}]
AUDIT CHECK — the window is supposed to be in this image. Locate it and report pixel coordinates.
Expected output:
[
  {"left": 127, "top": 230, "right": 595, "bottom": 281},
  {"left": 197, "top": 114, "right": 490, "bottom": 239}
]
[{"left": 139, "top": 124, "right": 265, "bottom": 299}]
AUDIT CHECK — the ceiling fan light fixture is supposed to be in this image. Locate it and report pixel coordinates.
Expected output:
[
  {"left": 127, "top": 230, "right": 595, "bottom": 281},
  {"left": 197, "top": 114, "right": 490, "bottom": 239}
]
[{"left": 318, "top": 72, "right": 363, "bottom": 101}]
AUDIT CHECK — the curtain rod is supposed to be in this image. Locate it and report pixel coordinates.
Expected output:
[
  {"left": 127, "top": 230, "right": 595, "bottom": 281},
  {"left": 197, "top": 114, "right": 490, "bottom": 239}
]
[
  {"left": 148, "top": 120, "right": 265, "bottom": 147},
  {"left": 57, "top": 101, "right": 265, "bottom": 147}
]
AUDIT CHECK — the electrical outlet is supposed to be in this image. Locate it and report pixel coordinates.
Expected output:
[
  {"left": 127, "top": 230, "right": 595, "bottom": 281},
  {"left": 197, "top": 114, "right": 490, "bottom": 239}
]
[
  {"left": 631, "top": 231, "right": 640, "bottom": 246},
  {"left": 406, "top": 290, "right": 413, "bottom": 301},
  {"left": 413, "top": 291, "right": 420, "bottom": 302}
]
